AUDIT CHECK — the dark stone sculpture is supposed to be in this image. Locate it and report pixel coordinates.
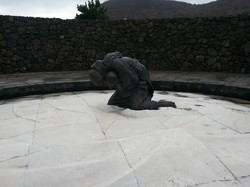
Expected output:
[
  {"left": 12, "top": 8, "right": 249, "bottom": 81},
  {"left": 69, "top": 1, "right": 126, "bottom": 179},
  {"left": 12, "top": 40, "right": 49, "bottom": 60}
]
[{"left": 89, "top": 51, "right": 176, "bottom": 110}]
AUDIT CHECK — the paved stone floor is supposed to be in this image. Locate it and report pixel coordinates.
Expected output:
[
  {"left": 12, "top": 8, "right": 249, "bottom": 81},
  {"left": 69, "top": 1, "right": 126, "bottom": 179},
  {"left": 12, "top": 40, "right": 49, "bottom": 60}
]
[{"left": 0, "top": 91, "right": 250, "bottom": 187}]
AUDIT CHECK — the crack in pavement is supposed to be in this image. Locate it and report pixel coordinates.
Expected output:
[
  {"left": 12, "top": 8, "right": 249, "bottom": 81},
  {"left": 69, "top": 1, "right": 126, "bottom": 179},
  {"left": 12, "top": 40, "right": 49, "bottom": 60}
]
[{"left": 117, "top": 141, "right": 140, "bottom": 187}]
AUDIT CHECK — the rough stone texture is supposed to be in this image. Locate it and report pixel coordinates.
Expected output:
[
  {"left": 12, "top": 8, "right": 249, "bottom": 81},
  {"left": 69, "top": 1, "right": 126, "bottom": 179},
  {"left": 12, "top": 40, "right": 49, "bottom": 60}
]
[{"left": 0, "top": 15, "right": 249, "bottom": 74}]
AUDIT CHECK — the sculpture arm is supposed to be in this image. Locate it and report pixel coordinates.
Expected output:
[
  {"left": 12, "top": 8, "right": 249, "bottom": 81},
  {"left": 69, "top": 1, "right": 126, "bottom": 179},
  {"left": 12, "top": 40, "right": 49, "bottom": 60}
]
[{"left": 111, "top": 58, "right": 139, "bottom": 91}]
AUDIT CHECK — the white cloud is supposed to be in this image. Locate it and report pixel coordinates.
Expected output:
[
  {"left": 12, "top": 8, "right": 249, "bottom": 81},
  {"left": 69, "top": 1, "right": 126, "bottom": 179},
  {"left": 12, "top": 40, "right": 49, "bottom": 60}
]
[
  {"left": 175, "top": 0, "right": 216, "bottom": 4},
  {"left": 0, "top": 0, "right": 95, "bottom": 19}
]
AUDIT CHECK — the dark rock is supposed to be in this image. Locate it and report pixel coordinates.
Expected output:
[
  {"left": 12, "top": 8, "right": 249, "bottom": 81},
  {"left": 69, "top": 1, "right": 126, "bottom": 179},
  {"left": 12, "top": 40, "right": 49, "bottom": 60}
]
[
  {"left": 196, "top": 55, "right": 205, "bottom": 63},
  {"left": 207, "top": 57, "right": 217, "bottom": 65},
  {"left": 244, "top": 42, "right": 250, "bottom": 55},
  {"left": 208, "top": 48, "right": 218, "bottom": 56}
]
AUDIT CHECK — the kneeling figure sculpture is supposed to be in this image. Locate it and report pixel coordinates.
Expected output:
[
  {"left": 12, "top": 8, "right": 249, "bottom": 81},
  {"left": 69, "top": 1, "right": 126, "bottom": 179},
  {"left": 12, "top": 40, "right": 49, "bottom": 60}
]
[{"left": 89, "top": 52, "right": 176, "bottom": 110}]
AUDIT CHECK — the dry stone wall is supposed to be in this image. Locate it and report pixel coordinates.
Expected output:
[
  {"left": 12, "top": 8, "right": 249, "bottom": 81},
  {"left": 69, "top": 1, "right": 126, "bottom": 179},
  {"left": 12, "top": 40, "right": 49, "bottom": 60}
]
[{"left": 0, "top": 15, "right": 249, "bottom": 73}]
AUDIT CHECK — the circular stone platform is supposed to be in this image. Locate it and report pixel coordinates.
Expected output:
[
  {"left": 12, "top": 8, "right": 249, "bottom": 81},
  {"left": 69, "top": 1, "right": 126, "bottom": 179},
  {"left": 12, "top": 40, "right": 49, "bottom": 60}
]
[{"left": 0, "top": 91, "right": 250, "bottom": 187}]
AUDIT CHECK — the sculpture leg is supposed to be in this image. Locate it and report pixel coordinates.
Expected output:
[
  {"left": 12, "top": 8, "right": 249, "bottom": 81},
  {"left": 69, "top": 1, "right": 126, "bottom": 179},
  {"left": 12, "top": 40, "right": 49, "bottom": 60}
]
[
  {"left": 108, "top": 91, "right": 130, "bottom": 108},
  {"left": 129, "top": 89, "right": 157, "bottom": 110},
  {"left": 130, "top": 89, "right": 176, "bottom": 110}
]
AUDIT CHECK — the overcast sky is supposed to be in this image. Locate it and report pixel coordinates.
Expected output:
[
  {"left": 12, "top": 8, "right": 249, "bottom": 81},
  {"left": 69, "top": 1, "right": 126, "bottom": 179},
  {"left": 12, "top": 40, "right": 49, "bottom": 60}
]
[{"left": 0, "top": 0, "right": 216, "bottom": 19}]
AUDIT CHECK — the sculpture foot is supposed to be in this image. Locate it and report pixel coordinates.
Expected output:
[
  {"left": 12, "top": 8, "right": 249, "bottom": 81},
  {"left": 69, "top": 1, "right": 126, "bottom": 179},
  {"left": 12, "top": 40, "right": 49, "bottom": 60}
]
[{"left": 158, "top": 100, "right": 176, "bottom": 108}]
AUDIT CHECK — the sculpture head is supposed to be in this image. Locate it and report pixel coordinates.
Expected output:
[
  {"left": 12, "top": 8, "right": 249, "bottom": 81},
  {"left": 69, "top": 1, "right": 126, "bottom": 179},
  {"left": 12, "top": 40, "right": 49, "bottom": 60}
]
[
  {"left": 89, "top": 60, "right": 106, "bottom": 86},
  {"left": 89, "top": 69, "right": 104, "bottom": 86},
  {"left": 105, "top": 71, "right": 120, "bottom": 89}
]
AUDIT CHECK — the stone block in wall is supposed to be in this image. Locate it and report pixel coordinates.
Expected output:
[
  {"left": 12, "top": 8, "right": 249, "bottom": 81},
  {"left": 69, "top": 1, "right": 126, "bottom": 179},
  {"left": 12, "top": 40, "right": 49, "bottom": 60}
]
[
  {"left": 195, "top": 56, "right": 205, "bottom": 63},
  {"left": 244, "top": 42, "right": 250, "bottom": 55},
  {"left": 246, "top": 57, "right": 250, "bottom": 74},
  {"left": 207, "top": 57, "right": 217, "bottom": 66},
  {"left": 207, "top": 48, "right": 218, "bottom": 56}
]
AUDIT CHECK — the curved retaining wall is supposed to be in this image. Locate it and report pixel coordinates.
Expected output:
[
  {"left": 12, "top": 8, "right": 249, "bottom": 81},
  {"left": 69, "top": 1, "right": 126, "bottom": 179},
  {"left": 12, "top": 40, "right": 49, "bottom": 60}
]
[
  {"left": 0, "top": 15, "right": 250, "bottom": 74},
  {"left": 0, "top": 71, "right": 249, "bottom": 101}
]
